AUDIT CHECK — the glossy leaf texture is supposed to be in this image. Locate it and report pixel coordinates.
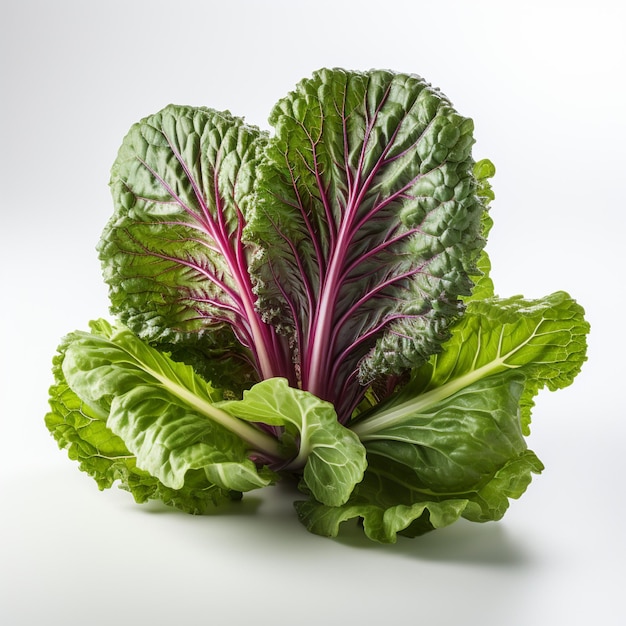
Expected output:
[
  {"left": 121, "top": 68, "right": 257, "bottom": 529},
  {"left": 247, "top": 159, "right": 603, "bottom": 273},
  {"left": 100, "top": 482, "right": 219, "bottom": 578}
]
[
  {"left": 59, "top": 319, "right": 280, "bottom": 494},
  {"left": 100, "top": 105, "right": 292, "bottom": 391},
  {"left": 249, "top": 69, "right": 487, "bottom": 420}
]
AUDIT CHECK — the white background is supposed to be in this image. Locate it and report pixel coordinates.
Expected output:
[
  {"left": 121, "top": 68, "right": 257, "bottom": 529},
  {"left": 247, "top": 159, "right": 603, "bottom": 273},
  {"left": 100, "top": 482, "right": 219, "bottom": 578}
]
[{"left": 1, "top": 1, "right": 624, "bottom": 624}]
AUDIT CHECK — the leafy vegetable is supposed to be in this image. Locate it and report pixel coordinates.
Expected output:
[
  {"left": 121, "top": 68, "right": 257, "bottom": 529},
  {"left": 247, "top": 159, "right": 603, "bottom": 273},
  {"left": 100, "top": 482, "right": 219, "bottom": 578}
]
[
  {"left": 100, "top": 106, "right": 293, "bottom": 393},
  {"left": 46, "top": 68, "right": 589, "bottom": 543},
  {"left": 298, "top": 292, "right": 587, "bottom": 541},
  {"left": 60, "top": 319, "right": 279, "bottom": 492},
  {"left": 220, "top": 378, "right": 366, "bottom": 506},
  {"left": 45, "top": 322, "right": 245, "bottom": 513},
  {"left": 250, "top": 69, "right": 485, "bottom": 420}
]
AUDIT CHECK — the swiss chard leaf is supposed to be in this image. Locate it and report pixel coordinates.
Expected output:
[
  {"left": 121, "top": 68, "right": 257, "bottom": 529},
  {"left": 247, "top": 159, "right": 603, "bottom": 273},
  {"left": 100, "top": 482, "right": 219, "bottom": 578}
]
[
  {"left": 360, "top": 371, "right": 530, "bottom": 494},
  {"left": 296, "top": 369, "right": 544, "bottom": 543},
  {"left": 219, "top": 378, "right": 367, "bottom": 506},
  {"left": 44, "top": 68, "right": 591, "bottom": 543},
  {"left": 100, "top": 105, "right": 292, "bottom": 390},
  {"left": 249, "top": 68, "right": 487, "bottom": 420},
  {"left": 60, "top": 319, "right": 280, "bottom": 493}
]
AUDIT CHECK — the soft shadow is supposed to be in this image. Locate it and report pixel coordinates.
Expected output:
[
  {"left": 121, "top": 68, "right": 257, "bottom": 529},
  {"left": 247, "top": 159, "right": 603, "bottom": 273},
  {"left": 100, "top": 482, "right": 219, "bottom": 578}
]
[
  {"left": 333, "top": 518, "right": 533, "bottom": 567},
  {"left": 121, "top": 482, "right": 533, "bottom": 567},
  {"left": 127, "top": 480, "right": 304, "bottom": 519},
  {"left": 125, "top": 493, "right": 265, "bottom": 516}
]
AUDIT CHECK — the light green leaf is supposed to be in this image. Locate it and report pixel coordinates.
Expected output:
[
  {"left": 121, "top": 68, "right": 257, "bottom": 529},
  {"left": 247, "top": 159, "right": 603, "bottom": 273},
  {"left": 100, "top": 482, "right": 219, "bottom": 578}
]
[
  {"left": 60, "top": 320, "right": 281, "bottom": 493},
  {"left": 45, "top": 331, "right": 241, "bottom": 513},
  {"left": 298, "top": 371, "right": 544, "bottom": 543},
  {"left": 313, "top": 291, "right": 588, "bottom": 542},
  {"left": 353, "top": 291, "right": 589, "bottom": 438},
  {"left": 465, "top": 158, "right": 496, "bottom": 301},
  {"left": 361, "top": 371, "right": 529, "bottom": 493},
  {"left": 220, "top": 378, "right": 367, "bottom": 506}
]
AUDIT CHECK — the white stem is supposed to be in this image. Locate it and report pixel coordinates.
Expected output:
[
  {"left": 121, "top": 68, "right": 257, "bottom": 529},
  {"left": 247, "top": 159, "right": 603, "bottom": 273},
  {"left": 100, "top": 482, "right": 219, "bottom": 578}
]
[{"left": 149, "top": 369, "right": 284, "bottom": 459}]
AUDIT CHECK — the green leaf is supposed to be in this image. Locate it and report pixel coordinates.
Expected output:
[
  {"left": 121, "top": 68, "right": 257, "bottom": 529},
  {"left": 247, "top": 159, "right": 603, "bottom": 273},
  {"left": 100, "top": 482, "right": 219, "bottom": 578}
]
[
  {"left": 45, "top": 331, "right": 241, "bottom": 513},
  {"left": 304, "top": 369, "right": 540, "bottom": 543},
  {"left": 60, "top": 320, "right": 281, "bottom": 493},
  {"left": 353, "top": 291, "right": 589, "bottom": 438},
  {"left": 249, "top": 68, "right": 487, "bottom": 419},
  {"left": 361, "top": 371, "right": 530, "bottom": 493},
  {"left": 100, "top": 104, "right": 291, "bottom": 390},
  {"left": 298, "top": 371, "right": 544, "bottom": 543},
  {"left": 295, "top": 448, "right": 543, "bottom": 543},
  {"left": 220, "top": 378, "right": 367, "bottom": 506},
  {"left": 305, "top": 291, "right": 588, "bottom": 542},
  {"left": 465, "top": 158, "right": 496, "bottom": 301}
]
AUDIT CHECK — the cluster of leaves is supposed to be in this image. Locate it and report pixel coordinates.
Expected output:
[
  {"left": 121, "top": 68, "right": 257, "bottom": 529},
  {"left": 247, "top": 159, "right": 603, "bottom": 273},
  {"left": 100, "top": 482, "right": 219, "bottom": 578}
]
[{"left": 45, "top": 69, "right": 589, "bottom": 542}]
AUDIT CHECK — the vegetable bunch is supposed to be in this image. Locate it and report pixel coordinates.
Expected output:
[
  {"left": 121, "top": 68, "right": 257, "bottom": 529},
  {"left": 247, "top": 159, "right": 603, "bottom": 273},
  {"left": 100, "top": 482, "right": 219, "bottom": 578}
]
[{"left": 46, "top": 69, "right": 588, "bottom": 542}]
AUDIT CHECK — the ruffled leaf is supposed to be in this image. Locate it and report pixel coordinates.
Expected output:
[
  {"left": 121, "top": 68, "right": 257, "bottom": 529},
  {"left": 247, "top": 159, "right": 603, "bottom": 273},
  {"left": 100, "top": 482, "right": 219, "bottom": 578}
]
[
  {"left": 297, "top": 371, "right": 544, "bottom": 543},
  {"left": 59, "top": 320, "right": 281, "bottom": 493},
  {"left": 295, "top": 449, "right": 543, "bottom": 543},
  {"left": 249, "top": 68, "right": 487, "bottom": 420},
  {"left": 465, "top": 158, "right": 496, "bottom": 301},
  {"left": 299, "top": 291, "right": 587, "bottom": 542},
  {"left": 45, "top": 330, "right": 242, "bottom": 513},
  {"left": 220, "top": 378, "right": 367, "bottom": 506},
  {"left": 354, "top": 291, "right": 589, "bottom": 438},
  {"left": 100, "top": 105, "right": 292, "bottom": 390}
]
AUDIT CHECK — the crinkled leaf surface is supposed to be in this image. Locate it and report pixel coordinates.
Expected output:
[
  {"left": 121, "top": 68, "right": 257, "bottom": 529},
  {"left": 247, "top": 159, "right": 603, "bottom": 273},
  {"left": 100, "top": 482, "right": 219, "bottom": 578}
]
[
  {"left": 44, "top": 68, "right": 591, "bottom": 543},
  {"left": 354, "top": 291, "right": 589, "bottom": 438},
  {"left": 45, "top": 329, "right": 241, "bottom": 513},
  {"left": 360, "top": 372, "right": 530, "bottom": 493},
  {"left": 296, "top": 370, "right": 543, "bottom": 543},
  {"left": 249, "top": 68, "right": 486, "bottom": 420},
  {"left": 220, "top": 378, "right": 367, "bottom": 506},
  {"left": 295, "top": 448, "right": 543, "bottom": 543},
  {"left": 100, "top": 105, "right": 292, "bottom": 389},
  {"left": 60, "top": 320, "right": 280, "bottom": 493},
  {"left": 297, "top": 371, "right": 543, "bottom": 543},
  {"left": 296, "top": 291, "right": 587, "bottom": 542},
  {"left": 466, "top": 158, "right": 496, "bottom": 301}
]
